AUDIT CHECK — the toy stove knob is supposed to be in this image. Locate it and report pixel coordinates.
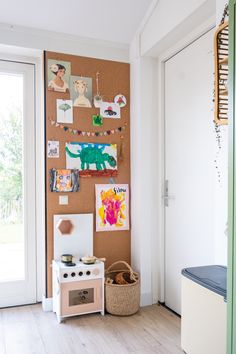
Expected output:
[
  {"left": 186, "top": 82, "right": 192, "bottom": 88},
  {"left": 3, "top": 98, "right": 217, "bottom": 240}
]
[
  {"left": 71, "top": 272, "right": 76, "bottom": 277},
  {"left": 63, "top": 273, "right": 68, "bottom": 278},
  {"left": 79, "top": 271, "right": 83, "bottom": 276},
  {"left": 86, "top": 270, "right": 91, "bottom": 276}
]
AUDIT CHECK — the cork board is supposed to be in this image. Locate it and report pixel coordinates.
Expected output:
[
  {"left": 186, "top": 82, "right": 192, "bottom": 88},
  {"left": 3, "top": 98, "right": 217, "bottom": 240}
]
[{"left": 44, "top": 51, "right": 130, "bottom": 297}]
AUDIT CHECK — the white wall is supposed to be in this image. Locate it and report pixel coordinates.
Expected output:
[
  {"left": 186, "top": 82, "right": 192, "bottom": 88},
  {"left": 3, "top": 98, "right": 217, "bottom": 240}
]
[
  {"left": 214, "top": 126, "right": 228, "bottom": 265},
  {"left": 130, "top": 35, "right": 159, "bottom": 304},
  {"left": 216, "top": 0, "right": 228, "bottom": 24},
  {"left": 0, "top": 23, "right": 129, "bottom": 62},
  {"left": 130, "top": 0, "right": 228, "bottom": 305},
  {"left": 140, "top": 0, "right": 216, "bottom": 56}
]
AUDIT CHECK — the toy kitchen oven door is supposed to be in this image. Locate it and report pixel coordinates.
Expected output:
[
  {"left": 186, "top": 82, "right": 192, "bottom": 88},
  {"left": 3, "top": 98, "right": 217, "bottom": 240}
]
[{"left": 52, "top": 214, "right": 104, "bottom": 323}]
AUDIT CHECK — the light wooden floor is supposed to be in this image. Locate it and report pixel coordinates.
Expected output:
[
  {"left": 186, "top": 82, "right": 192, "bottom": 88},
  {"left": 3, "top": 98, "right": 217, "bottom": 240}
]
[{"left": 0, "top": 304, "right": 183, "bottom": 354}]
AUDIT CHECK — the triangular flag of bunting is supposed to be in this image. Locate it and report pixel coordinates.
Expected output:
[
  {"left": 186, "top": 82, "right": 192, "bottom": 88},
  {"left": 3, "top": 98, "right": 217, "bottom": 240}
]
[{"left": 50, "top": 119, "right": 127, "bottom": 137}]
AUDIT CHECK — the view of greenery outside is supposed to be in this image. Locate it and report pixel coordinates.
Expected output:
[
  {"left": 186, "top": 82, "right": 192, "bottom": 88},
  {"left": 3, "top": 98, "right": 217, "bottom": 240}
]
[
  {"left": 0, "top": 105, "right": 23, "bottom": 243},
  {"left": 0, "top": 73, "right": 24, "bottom": 283}
]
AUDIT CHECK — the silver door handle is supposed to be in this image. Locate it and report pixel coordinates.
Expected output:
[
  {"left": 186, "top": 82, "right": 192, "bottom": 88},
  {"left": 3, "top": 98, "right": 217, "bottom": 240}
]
[
  {"left": 163, "top": 180, "right": 175, "bottom": 207},
  {"left": 163, "top": 195, "right": 175, "bottom": 206}
]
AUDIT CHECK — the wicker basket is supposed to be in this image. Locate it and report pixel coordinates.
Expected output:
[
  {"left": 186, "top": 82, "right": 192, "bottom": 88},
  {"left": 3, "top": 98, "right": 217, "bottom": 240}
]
[{"left": 105, "top": 261, "right": 140, "bottom": 316}]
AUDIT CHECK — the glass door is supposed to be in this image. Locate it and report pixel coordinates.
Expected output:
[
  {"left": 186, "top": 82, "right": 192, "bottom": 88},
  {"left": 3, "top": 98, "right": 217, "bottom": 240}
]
[{"left": 0, "top": 59, "right": 36, "bottom": 307}]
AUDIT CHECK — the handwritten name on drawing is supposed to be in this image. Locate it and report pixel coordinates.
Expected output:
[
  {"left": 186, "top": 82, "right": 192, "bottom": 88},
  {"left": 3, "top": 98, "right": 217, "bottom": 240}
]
[{"left": 113, "top": 187, "right": 126, "bottom": 194}]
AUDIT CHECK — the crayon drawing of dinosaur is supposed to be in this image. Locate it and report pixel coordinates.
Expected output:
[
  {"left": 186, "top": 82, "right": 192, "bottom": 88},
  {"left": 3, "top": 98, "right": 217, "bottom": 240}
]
[{"left": 65, "top": 143, "right": 118, "bottom": 177}]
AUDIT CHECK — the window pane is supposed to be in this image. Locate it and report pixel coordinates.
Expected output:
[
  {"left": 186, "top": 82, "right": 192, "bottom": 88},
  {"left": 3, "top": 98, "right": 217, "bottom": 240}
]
[{"left": 0, "top": 72, "right": 24, "bottom": 282}]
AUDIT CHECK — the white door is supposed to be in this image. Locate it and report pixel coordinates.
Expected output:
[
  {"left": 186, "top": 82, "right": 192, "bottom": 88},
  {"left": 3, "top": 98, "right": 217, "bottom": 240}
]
[
  {"left": 164, "top": 29, "right": 216, "bottom": 314},
  {"left": 0, "top": 60, "right": 36, "bottom": 307}
]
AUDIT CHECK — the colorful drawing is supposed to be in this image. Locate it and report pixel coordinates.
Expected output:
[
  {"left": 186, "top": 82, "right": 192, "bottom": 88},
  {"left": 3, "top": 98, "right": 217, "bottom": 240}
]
[
  {"left": 95, "top": 184, "right": 129, "bottom": 231},
  {"left": 48, "top": 59, "right": 71, "bottom": 93},
  {"left": 47, "top": 140, "right": 59, "bottom": 158},
  {"left": 65, "top": 143, "right": 117, "bottom": 177},
  {"left": 57, "top": 99, "right": 73, "bottom": 123},
  {"left": 70, "top": 76, "right": 92, "bottom": 108},
  {"left": 92, "top": 115, "right": 103, "bottom": 127},
  {"left": 114, "top": 94, "right": 127, "bottom": 108},
  {"left": 100, "top": 102, "right": 120, "bottom": 119},
  {"left": 50, "top": 169, "right": 79, "bottom": 192}
]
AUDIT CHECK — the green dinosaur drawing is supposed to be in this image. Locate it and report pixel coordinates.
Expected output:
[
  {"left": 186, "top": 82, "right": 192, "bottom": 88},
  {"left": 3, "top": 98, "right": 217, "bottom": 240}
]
[{"left": 65, "top": 145, "right": 117, "bottom": 171}]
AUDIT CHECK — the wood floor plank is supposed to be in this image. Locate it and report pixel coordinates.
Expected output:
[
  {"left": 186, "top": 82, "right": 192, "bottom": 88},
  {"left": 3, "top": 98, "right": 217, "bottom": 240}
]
[
  {"left": 31, "top": 304, "right": 87, "bottom": 354},
  {"left": 1, "top": 305, "right": 34, "bottom": 324},
  {"left": 0, "top": 304, "right": 183, "bottom": 354},
  {"left": 3, "top": 320, "right": 46, "bottom": 354}
]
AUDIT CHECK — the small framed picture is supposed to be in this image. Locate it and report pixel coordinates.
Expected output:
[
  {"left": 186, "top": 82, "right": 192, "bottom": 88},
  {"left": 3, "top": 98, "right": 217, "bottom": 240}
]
[
  {"left": 47, "top": 59, "right": 71, "bottom": 93},
  {"left": 47, "top": 141, "right": 59, "bottom": 158},
  {"left": 100, "top": 102, "right": 120, "bottom": 119},
  {"left": 49, "top": 169, "right": 80, "bottom": 192},
  {"left": 56, "top": 99, "right": 73, "bottom": 124}
]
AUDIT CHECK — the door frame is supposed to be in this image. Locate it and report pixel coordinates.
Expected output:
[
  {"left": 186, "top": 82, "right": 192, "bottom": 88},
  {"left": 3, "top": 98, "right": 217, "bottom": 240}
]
[
  {"left": 228, "top": 1, "right": 236, "bottom": 352},
  {"left": 154, "top": 17, "right": 216, "bottom": 304},
  {"left": 0, "top": 50, "right": 45, "bottom": 303}
]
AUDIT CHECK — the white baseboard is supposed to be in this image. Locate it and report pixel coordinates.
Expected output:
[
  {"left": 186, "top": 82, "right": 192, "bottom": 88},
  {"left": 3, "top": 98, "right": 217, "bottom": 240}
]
[
  {"left": 42, "top": 296, "right": 53, "bottom": 312},
  {"left": 141, "top": 292, "right": 153, "bottom": 307}
]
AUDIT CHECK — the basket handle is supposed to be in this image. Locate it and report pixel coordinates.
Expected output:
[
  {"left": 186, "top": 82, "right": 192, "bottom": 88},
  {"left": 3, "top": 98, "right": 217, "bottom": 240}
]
[{"left": 106, "top": 261, "right": 137, "bottom": 281}]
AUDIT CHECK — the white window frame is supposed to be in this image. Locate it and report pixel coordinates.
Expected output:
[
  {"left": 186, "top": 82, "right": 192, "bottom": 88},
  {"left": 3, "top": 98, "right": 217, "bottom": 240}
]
[{"left": 0, "top": 49, "right": 45, "bottom": 302}]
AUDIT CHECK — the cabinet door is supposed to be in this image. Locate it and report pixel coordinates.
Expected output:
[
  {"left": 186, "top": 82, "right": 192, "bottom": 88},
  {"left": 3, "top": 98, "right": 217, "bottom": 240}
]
[{"left": 61, "top": 279, "right": 102, "bottom": 316}]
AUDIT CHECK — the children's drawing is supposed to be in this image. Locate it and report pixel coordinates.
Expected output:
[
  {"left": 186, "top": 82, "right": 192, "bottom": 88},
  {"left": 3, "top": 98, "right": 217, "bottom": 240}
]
[
  {"left": 57, "top": 99, "right": 73, "bottom": 123},
  {"left": 92, "top": 115, "right": 103, "bottom": 127},
  {"left": 50, "top": 169, "right": 80, "bottom": 192},
  {"left": 65, "top": 143, "right": 118, "bottom": 177},
  {"left": 114, "top": 94, "right": 127, "bottom": 108},
  {"left": 47, "top": 141, "right": 59, "bottom": 158},
  {"left": 100, "top": 102, "right": 120, "bottom": 119},
  {"left": 48, "top": 60, "right": 71, "bottom": 93},
  {"left": 95, "top": 184, "right": 129, "bottom": 231},
  {"left": 70, "top": 76, "right": 92, "bottom": 108}
]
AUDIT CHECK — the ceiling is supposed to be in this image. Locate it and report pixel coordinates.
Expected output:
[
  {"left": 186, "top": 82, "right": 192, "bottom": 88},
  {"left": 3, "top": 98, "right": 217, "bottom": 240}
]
[{"left": 0, "top": 0, "right": 153, "bottom": 44}]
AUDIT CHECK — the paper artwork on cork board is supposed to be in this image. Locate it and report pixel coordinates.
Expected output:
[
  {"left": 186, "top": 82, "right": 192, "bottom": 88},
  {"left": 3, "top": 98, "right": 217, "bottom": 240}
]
[
  {"left": 65, "top": 142, "right": 118, "bottom": 177},
  {"left": 70, "top": 76, "right": 93, "bottom": 108},
  {"left": 49, "top": 169, "right": 80, "bottom": 192},
  {"left": 47, "top": 60, "right": 71, "bottom": 93},
  {"left": 56, "top": 99, "right": 73, "bottom": 124},
  {"left": 95, "top": 184, "right": 129, "bottom": 232},
  {"left": 100, "top": 102, "right": 120, "bottom": 119}
]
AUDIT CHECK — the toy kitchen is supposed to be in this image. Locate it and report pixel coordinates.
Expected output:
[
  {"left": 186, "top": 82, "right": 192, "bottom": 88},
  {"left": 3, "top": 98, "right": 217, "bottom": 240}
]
[{"left": 52, "top": 213, "right": 105, "bottom": 323}]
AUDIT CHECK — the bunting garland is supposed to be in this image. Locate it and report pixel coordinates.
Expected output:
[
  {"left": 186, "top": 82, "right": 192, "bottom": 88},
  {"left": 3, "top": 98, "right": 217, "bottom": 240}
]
[{"left": 49, "top": 119, "right": 127, "bottom": 137}]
